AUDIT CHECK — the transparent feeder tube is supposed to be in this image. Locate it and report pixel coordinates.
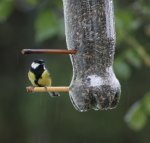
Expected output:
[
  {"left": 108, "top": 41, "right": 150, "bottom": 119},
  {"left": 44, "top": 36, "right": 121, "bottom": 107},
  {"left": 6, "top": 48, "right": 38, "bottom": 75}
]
[{"left": 63, "top": 0, "right": 121, "bottom": 111}]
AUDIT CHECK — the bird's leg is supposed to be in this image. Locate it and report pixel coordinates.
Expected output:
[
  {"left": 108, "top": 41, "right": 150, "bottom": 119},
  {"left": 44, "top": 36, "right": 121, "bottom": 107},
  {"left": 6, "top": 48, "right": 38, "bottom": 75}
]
[
  {"left": 44, "top": 86, "right": 53, "bottom": 97},
  {"left": 44, "top": 86, "right": 59, "bottom": 97}
]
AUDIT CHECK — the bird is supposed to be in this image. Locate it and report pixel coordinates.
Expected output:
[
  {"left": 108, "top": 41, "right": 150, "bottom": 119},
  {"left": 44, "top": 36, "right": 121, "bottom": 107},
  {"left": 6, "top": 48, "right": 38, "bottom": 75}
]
[{"left": 28, "top": 59, "right": 59, "bottom": 97}]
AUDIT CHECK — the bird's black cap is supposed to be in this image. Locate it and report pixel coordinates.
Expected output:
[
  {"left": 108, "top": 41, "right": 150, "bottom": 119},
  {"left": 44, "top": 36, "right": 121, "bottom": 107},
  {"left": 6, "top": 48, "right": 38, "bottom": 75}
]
[{"left": 34, "top": 59, "right": 45, "bottom": 64}]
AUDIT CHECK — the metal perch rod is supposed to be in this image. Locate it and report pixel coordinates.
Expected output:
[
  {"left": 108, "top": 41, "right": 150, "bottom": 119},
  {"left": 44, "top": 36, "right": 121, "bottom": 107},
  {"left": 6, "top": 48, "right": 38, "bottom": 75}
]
[
  {"left": 21, "top": 49, "right": 77, "bottom": 55},
  {"left": 26, "top": 86, "right": 69, "bottom": 93}
]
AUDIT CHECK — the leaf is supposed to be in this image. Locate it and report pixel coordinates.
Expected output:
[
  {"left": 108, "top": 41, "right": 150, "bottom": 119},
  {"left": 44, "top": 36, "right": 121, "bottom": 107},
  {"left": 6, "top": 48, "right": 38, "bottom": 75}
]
[
  {"left": 142, "top": 92, "right": 150, "bottom": 114},
  {"left": 114, "top": 58, "right": 131, "bottom": 80},
  {"left": 35, "top": 10, "right": 59, "bottom": 42},
  {"left": 125, "top": 49, "right": 142, "bottom": 68},
  {"left": 116, "top": 10, "right": 134, "bottom": 32},
  {"left": 0, "top": 0, "right": 14, "bottom": 23},
  {"left": 26, "top": 0, "right": 38, "bottom": 7},
  {"left": 125, "top": 101, "right": 147, "bottom": 131}
]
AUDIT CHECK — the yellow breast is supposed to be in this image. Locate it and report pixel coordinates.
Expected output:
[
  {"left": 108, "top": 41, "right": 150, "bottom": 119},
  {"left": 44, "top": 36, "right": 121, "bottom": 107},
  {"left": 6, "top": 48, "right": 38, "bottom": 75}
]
[
  {"left": 38, "top": 70, "right": 51, "bottom": 86},
  {"left": 28, "top": 70, "right": 52, "bottom": 87}
]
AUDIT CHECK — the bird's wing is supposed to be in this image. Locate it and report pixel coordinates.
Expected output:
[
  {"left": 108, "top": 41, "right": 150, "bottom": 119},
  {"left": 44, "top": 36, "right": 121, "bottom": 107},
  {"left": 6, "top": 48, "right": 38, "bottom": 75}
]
[{"left": 28, "top": 71, "right": 37, "bottom": 86}]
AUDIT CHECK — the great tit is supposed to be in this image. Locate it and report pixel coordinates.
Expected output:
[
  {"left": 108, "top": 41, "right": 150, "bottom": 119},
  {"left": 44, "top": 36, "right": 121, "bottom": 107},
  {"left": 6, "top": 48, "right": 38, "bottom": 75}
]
[{"left": 28, "top": 59, "right": 59, "bottom": 97}]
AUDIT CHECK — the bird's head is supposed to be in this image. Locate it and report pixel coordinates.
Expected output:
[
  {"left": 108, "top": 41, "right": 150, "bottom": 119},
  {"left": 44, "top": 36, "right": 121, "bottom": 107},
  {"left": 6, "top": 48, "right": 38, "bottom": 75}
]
[{"left": 31, "top": 59, "right": 45, "bottom": 70}]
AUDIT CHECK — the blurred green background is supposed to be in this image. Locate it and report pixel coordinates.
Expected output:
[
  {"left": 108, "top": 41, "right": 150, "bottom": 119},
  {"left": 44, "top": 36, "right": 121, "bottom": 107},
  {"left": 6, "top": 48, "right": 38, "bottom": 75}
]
[{"left": 0, "top": 0, "right": 150, "bottom": 143}]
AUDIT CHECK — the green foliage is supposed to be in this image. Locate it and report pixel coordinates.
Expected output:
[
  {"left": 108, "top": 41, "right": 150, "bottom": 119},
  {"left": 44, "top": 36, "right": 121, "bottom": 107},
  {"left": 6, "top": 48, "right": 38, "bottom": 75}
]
[
  {"left": 0, "top": 0, "right": 14, "bottom": 23},
  {"left": 125, "top": 102, "right": 147, "bottom": 131},
  {"left": 124, "top": 49, "right": 142, "bottom": 68},
  {"left": 114, "top": 58, "right": 131, "bottom": 80},
  {"left": 118, "top": 2, "right": 150, "bottom": 129},
  {"left": 35, "top": 10, "right": 60, "bottom": 42},
  {"left": 125, "top": 91, "right": 150, "bottom": 131},
  {"left": 26, "top": 0, "right": 39, "bottom": 7},
  {"left": 34, "top": 1, "right": 64, "bottom": 42},
  {"left": 113, "top": 0, "right": 150, "bottom": 132},
  {"left": 142, "top": 92, "right": 150, "bottom": 114},
  {"left": 114, "top": 1, "right": 150, "bottom": 81},
  {"left": 114, "top": 48, "right": 142, "bottom": 80}
]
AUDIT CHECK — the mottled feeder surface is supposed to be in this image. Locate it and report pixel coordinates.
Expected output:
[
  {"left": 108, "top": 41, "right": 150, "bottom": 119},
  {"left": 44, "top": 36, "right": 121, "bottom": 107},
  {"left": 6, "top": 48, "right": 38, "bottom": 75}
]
[{"left": 63, "top": 0, "right": 121, "bottom": 111}]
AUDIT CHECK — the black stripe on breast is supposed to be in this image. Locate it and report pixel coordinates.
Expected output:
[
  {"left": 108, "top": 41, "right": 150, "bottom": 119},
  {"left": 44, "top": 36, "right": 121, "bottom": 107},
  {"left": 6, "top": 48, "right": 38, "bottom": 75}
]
[{"left": 30, "top": 65, "right": 44, "bottom": 86}]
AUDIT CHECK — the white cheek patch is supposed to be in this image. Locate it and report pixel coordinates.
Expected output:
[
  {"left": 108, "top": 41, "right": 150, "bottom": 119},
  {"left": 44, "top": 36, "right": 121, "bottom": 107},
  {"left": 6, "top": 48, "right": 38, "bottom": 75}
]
[{"left": 31, "top": 62, "right": 40, "bottom": 69}]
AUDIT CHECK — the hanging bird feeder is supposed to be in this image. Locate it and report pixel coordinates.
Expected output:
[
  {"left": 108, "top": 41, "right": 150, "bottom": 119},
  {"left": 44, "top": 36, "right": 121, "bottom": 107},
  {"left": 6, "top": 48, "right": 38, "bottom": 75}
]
[{"left": 22, "top": 0, "right": 121, "bottom": 112}]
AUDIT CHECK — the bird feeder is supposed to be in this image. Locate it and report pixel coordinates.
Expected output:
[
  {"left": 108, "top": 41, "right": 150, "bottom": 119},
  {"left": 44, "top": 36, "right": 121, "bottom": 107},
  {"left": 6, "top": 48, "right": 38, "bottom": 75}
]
[{"left": 22, "top": 0, "right": 121, "bottom": 112}]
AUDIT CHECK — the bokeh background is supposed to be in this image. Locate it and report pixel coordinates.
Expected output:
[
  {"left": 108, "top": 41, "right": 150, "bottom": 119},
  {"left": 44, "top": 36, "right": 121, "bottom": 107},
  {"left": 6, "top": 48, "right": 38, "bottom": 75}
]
[{"left": 0, "top": 0, "right": 150, "bottom": 143}]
